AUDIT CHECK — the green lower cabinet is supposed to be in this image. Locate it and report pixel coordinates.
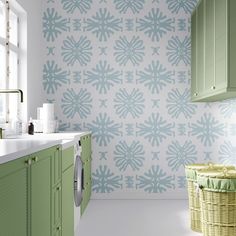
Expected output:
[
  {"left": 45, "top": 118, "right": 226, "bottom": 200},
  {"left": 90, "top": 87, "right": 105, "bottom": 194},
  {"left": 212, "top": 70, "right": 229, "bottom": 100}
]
[
  {"left": 0, "top": 145, "right": 62, "bottom": 236},
  {"left": 0, "top": 157, "right": 28, "bottom": 236},
  {"left": 62, "top": 165, "right": 74, "bottom": 236},
  {"left": 80, "top": 134, "right": 92, "bottom": 216},
  {"left": 30, "top": 152, "right": 51, "bottom": 236}
]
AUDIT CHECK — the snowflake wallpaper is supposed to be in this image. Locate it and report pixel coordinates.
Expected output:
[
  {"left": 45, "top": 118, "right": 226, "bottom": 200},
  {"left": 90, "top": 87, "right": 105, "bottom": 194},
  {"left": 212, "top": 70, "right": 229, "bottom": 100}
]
[{"left": 42, "top": 0, "right": 236, "bottom": 199}]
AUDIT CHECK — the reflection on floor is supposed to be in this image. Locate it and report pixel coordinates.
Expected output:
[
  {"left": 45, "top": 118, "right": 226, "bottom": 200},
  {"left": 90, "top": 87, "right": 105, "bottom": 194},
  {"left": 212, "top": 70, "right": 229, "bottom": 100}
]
[{"left": 79, "top": 200, "right": 200, "bottom": 236}]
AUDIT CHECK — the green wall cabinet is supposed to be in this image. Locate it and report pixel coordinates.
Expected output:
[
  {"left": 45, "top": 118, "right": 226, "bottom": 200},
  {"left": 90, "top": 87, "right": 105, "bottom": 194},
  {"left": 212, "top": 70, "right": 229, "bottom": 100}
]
[
  {"left": 80, "top": 134, "right": 92, "bottom": 216},
  {"left": 0, "top": 146, "right": 61, "bottom": 236},
  {"left": 191, "top": 0, "right": 236, "bottom": 102}
]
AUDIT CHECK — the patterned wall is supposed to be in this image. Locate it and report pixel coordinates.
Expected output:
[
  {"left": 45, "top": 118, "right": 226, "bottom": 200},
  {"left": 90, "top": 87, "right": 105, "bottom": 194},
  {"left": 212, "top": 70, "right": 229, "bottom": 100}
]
[{"left": 42, "top": 0, "right": 236, "bottom": 199}]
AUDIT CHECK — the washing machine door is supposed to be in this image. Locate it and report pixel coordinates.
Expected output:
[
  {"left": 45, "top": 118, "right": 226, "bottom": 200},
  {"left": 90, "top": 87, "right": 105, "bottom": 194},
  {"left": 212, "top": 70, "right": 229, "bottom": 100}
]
[{"left": 74, "top": 155, "right": 83, "bottom": 207}]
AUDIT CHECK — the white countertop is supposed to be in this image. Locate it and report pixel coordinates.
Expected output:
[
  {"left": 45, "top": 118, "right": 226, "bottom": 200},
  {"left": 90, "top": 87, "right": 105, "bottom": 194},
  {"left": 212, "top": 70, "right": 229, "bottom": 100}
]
[
  {"left": 0, "top": 139, "right": 61, "bottom": 164},
  {"left": 1, "top": 131, "right": 91, "bottom": 164}
]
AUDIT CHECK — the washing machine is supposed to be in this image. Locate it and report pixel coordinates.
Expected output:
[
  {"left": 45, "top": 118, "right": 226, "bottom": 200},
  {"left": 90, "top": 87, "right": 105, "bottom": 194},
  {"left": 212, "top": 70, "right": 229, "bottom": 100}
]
[{"left": 74, "top": 140, "right": 83, "bottom": 235}]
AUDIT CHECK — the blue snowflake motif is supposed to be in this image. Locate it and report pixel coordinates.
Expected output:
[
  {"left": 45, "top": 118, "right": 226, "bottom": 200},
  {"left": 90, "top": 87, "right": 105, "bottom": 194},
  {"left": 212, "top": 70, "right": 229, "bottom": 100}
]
[
  {"left": 43, "top": 61, "right": 69, "bottom": 94},
  {"left": 219, "top": 99, "right": 236, "bottom": 118},
  {"left": 85, "top": 8, "right": 122, "bottom": 41},
  {"left": 61, "top": 36, "right": 92, "bottom": 66},
  {"left": 190, "top": 113, "right": 225, "bottom": 146},
  {"left": 61, "top": 88, "right": 92, "bottom": 119},
  {"left": 114, "top": 36, "right": 145, "bottom": 66},
  {"left": 219, "top": 141, "right": 236, "bottom": 165},
  {"left": 137, "top": 8, "right": 174, "bottom": 41},
  {"left": 61, "top": 0, "right": 92, "bottom": 14},
  {"left": 84, "top": 61, "right": 122, "bottom": 94},
  {"left": 167, "top": 141, "right": 197, "bottom": 171},
  {"left": 167, "top": 36, "right": 191, "bottom": 66},
  {"left": 136, "top": 165, "right": 175, "bottom": 193},
  {"left": 84, "top": 113, "right": 122, "bottom": 146},
  {"left": 137, "top": 113, "right": 174, "bottom": 146},
  {"left": 114, "top": 89, "right": 145, "bottom": 118},
  {"left": 166, "top": 89, "right": 197, "bottom": 118},
  {"left": 137, "top": 61, "right": 173, "bottom": 94},
  {"left": 166, "top": 0, "right": 198, "bottom": 14},
  {"left": 114, "top": 0, "right": 145, "bottom": 14},
  {"left": 92, "top": 165, "right": 123, "bottom": 193},
  {"left": 114, "top": 141, "right": 145, "bottom": 171},
  {"left": 43, "top": 8, "right": 70, "bottom": 42}
]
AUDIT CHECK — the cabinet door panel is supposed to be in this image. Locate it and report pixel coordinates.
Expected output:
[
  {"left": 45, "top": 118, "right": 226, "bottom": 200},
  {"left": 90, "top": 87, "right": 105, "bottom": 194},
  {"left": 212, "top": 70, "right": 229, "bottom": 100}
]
[
  {"left": 0, "top": 165, "right": 27, "bottom": 236},
  {"left": 191, "top": 9, "right": 197, "bottom": 98},
  {"left": 62, "top": 166, "right": 74, "bottom": 236},
  {"left": 215, "top": 0, "right": 227, "bottom": 90},
  {"left": 205, "top": 0, "right": 215, "bottom": 92},
  {"left": 196, "top": 0, "right": 205, "bottom": 96},
  {"left": 31, "top": 156, "right": 51, "bottom": 236}
]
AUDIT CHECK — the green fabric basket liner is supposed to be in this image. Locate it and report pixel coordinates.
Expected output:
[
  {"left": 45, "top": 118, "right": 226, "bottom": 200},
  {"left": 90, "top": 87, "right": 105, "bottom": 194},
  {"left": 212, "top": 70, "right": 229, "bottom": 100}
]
[
  {"left": 197, "top": 169, "right": 236, "bottom": 192},
  {"left": 185, "top": 164, "right": 229, "bottom": 182}
]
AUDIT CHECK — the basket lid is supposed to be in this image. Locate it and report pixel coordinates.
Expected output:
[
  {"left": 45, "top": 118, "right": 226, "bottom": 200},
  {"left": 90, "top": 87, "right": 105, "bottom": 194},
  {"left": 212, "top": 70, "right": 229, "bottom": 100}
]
[
  {"left": 185, "top": 163, "right": 231, "bottom": 181},
  {"left": 197, "top": 168, "right": 236, "bottom": 192}
]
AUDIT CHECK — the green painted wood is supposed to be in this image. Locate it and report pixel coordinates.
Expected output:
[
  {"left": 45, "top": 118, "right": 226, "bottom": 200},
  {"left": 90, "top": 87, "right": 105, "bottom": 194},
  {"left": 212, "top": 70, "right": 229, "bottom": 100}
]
[
  {"left": 51, "top": 146, "right": 62, "bottom": 187},
  {"left": 62, "top": 166, "right": 74, "bottom": 236},
  {"left": 192, "top": 0, "right": 236, "bottom": 102},
  {"left": 204, "top": 0, "right": 215, "bottom": 93},
  {"left": 80, "top": 134, "right": 92, "bottom": 216},
  {"left": 30, "top": 148, "right": 53, "bottom": 236},
  {"left": 196, "top": 0, "right": 205, "bottom": 97},
  {"left": 191, "top": 9, "right": 197, "bottom": 99},
  {"left": 229, "top": 0, "right": 236, "bottom": 88},
  {"left": 215, "top": 0, "right": 227, "bottom": 91},
  {"left": 62, "top": 147, "right": 74, "bottom": 172},
  {"left": 0, "top": 158, "right": 28, "bottom": 236}
]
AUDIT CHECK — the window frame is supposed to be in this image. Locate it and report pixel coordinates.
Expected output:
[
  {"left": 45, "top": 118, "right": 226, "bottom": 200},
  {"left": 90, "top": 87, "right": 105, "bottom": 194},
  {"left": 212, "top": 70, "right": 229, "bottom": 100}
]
[{"left": 0, "top": 0, "right": 21, "bottom": 123}]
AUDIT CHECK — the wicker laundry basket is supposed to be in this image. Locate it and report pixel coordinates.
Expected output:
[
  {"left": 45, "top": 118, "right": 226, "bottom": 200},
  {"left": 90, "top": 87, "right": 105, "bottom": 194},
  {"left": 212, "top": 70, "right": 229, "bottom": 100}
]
[
  {"left": 185, "top": 164, "right": 235, "bottom": 233},
  {"left": 197, "top": 168, "right": 236, "bottom": 236}
]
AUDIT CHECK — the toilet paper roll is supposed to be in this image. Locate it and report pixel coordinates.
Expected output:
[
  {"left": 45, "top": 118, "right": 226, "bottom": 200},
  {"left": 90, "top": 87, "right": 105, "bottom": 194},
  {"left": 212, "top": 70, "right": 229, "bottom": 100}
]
[
  {"left": 37, "top": 107, "right": 44, "bottom": 120},
  {"left": 43, "top": 103, "right": 55, "bottom": 121},
  {"left": 43, "top": 120, "right": 56, "bottom": 134}
]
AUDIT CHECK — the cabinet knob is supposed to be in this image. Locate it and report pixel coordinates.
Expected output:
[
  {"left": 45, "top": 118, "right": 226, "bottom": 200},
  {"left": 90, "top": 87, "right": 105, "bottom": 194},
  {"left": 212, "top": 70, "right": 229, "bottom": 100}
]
[
  {"left": 57, "top": 186, "right": 61, "bottom": 191},
  {"left": 57, "top": 226, "right": 61, "bottom": 231},
  {"left": 25, "top": 159, "right": 31, "bottom": 165},
  {"left": 211, "top": 86, "right": 216, "bottom": 90},
  {"left": 32, "top": 156, "right": 38, "bottom": 162},
  {"left": 194, "top": 92, "right": 198, "bottom": 96}
]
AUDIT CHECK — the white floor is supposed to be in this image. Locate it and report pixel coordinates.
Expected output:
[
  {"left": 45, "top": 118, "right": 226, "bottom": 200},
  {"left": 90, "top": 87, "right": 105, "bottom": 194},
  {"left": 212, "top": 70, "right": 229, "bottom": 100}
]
[{"left": 79, "top": 200, "right": 200, "bottom": 236}]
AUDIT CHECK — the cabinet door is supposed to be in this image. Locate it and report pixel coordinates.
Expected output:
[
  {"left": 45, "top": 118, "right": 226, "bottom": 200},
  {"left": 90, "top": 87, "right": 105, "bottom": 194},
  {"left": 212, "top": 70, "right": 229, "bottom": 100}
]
[
  {"left": 30, "top": 150, "right": 52, "bottom": 236},
  {"left": 0, "top": 157, "right": 28, "bottom": 236},
  {"left": 62, "top": 166, "right": 74, "bottom": 236},
  {"left": 196, "top": 0, "right": 205, "bottom": 96},
  {"left": 191, "top": 9, "right": 197, "bottom": 99},
  {"left": 215, "top": 0, "right": 227, "bottom": 90},
  {"left": 205, "top": 0, "right": 215, "bottom": 93}
]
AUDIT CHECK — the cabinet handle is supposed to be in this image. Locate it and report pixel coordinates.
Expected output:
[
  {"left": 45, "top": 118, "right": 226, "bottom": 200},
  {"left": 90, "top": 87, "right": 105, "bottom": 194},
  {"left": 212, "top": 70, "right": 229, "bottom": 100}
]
[
  {"left": 57, "top": 186, "right": 61, "bottom": 191},
  {"left": 32, "top": 156, "right": 38, "bottom": 162},
  {"left": 56, "top": 146, "right": 60, "bottom": 151},
  {"left": 211, "top": 86, "right": 216, "bottom": 90},
  {"left": 25, "top": 159, "right": 31, "bottom": 166},
  {"left": 194, "top": 92, "right": 198, "bottom": 96},
  {"left": 57, "top": 226, "right": 61, "bottom": 231}
]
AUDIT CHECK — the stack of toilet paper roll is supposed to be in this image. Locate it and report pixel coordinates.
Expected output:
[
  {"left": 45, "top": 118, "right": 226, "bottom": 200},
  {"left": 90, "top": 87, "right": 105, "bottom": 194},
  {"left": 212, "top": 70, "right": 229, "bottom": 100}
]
[{"left": 34, "top": 103, "right": 57, "bottom": 133}]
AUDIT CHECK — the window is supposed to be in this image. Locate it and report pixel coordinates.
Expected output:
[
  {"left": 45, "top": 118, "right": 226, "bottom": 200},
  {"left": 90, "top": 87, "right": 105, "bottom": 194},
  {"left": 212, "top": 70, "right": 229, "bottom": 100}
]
[{"left": 0, "top": 0, "right": 21, "bottom": 123}]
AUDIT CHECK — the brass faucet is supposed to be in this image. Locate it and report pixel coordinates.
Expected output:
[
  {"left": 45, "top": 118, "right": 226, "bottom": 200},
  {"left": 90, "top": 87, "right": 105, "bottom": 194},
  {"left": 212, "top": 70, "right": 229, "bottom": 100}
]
[{"left": 0, "top": 89, "right": 24, "bottom": 103}]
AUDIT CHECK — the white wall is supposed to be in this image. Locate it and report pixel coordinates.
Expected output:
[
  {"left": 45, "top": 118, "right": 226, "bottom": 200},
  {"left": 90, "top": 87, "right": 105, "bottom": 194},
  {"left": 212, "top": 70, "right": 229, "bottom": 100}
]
[{"left": 16, "top": 0, "right": 43, "bottom": 119}]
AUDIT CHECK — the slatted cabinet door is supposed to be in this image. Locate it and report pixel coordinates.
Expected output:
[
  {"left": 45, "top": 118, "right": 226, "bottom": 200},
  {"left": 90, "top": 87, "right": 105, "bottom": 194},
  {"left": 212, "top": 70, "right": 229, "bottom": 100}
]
[{"left": 0, "top": 157, "right": 28, "bottom": 236}]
